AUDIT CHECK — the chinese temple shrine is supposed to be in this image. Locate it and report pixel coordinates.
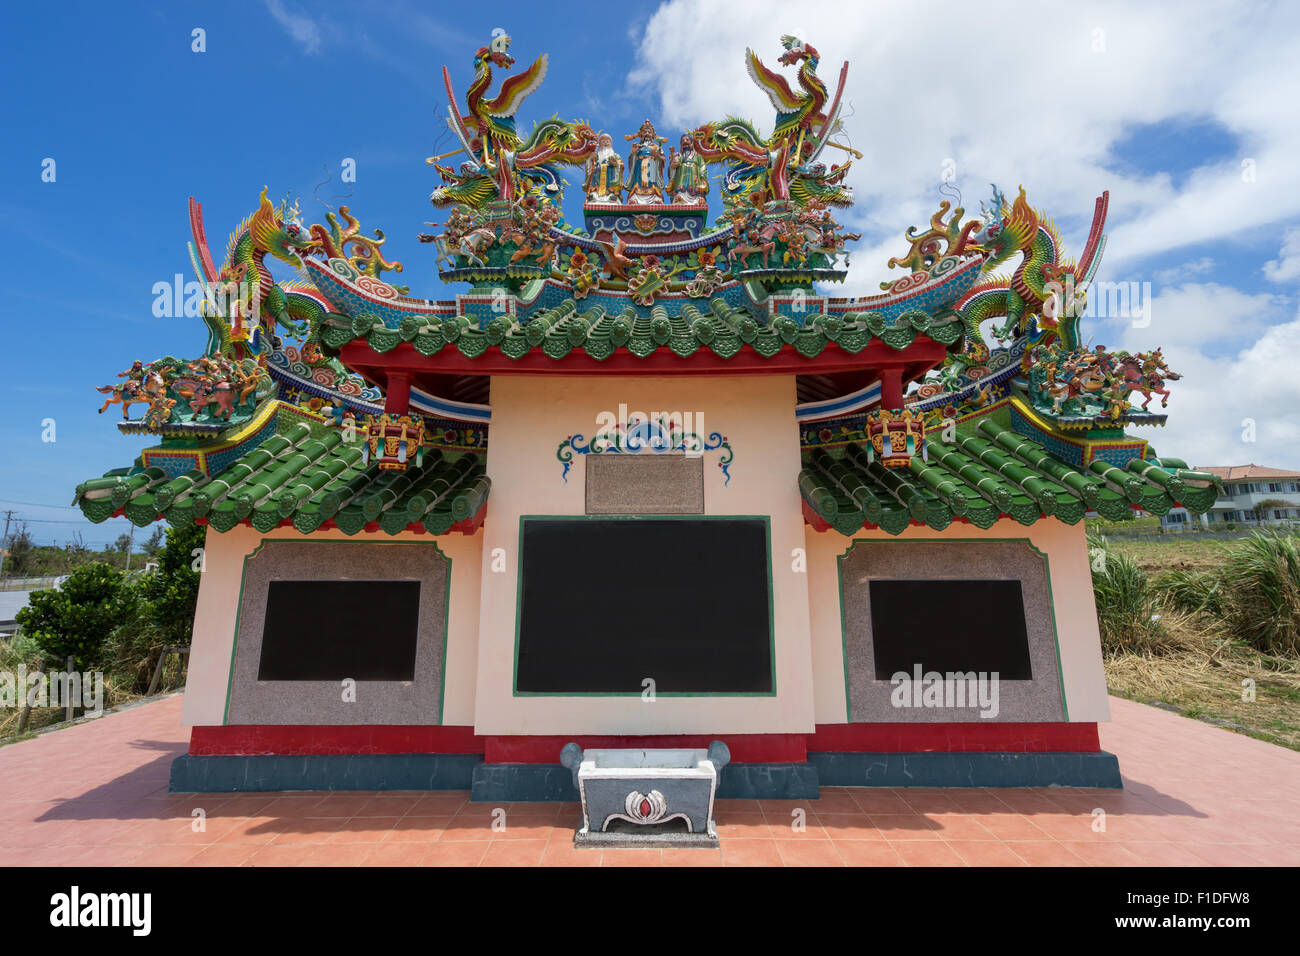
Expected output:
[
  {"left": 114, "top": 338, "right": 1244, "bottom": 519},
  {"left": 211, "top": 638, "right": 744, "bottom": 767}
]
[{"left": 74, "top": 32, "right": 1219, "bottom": 798}]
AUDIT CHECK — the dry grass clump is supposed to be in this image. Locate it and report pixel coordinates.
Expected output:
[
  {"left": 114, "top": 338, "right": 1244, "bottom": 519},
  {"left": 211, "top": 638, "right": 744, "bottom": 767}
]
[
  {"left": 0, "top": 630, "right": 178, "bottom": 746},
  {"left": 1095, "top": 530, "right": 1300, "bottom": 750},
  {"left": 1094, "top": 529, "right": 1300, "bottom": 657},
  {"left": 1217, "top": 531, "right": 1300, "bottom": 655}
]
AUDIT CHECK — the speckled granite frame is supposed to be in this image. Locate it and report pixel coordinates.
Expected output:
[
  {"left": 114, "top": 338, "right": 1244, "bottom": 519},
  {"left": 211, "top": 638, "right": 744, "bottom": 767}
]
[
  {"left": 225, "top": 540, "right": 450, "bottom": 726},
  {"left": 838, "top": 539, "right": 1066, "bottom": 723},
  {"left": 585, "top": 454, "right": 704, "bottom": 514}
]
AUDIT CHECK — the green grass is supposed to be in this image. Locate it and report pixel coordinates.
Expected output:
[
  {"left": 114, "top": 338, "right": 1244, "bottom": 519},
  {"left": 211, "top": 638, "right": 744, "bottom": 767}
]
[
  {"left": 1086, "top": 515, "right": 1163, "bottom": 534},
  {"left": 1107, "top": 536, "right": 1237, "bottom": 574}
]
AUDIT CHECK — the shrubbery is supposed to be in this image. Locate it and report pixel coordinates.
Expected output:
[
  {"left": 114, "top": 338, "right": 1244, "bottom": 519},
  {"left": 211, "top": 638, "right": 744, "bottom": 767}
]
[
  {"left": 3, "top": 523, "right": 203, "bottom": 737},
  {"left": 1089, "top": 534, "right": 1166, "bottom": 654},
  {"left": 1154, "top": 568, "right": 1225, "bottom": 617},
  {"left": 16, "top": 563, "right": 135, "bottom": 670}
]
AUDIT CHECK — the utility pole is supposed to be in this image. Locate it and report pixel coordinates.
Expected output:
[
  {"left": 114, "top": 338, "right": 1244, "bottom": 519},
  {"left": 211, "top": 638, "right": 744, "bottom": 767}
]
[
  {"left": 124, "top": 522, "right": 136, "bottom": 574},
  {"left": 0, "top": 509, "right": 13, "bottom": 578}
]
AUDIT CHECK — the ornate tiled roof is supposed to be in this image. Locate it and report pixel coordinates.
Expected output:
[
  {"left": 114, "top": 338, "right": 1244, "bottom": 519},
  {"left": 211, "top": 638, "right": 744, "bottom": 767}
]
[
  {"left": 321, "top": 297, "right": 964, "bottom": 362},
  {"left": 73, "top": 423, "right": 489, "bottom": 536},
  {"left": 798, "top": 419, "right": 1222, "bottom": 536}
]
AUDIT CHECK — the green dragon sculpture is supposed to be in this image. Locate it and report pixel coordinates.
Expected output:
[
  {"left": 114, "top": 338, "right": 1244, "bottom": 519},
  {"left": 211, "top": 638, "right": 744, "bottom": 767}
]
[
  {"left": 197, "top": 188, "right": 324, "bottom": 358},
  {"left": 960, "top": 185, "right": 1096, "bottom": 351},
  {"left": 430, "top": 116, "right": 600, "bottom": 209}
]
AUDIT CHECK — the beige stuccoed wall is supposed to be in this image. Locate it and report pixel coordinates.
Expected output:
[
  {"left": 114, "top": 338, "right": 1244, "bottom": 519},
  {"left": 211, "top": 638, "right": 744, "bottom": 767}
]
[
  {"left": 178, "top": 392, "right": 1109, "bottom": 736},
  {"left": 180, "top": 523, "right": 483, "bottom": 727},
  {"left": 473, "top": 373, "right": 816, "bottom": 735},
  {"left": 804, "top": 518, "right": 1111, "bottom": 724}
]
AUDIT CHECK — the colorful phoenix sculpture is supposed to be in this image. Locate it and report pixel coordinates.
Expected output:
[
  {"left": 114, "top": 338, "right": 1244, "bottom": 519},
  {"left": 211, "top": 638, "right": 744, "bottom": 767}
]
[{"left": 429, "top": 31, "right": 599, "bottom": 207}]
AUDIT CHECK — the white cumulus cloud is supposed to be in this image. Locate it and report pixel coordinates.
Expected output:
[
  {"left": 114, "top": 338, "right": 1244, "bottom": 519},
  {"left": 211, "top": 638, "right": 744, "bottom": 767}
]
[
  {"left": 630, "top": 0, "right": 1300, "bottom": 467},
  {"left": 1264, "top": 227, "right": 1300, "bottom": 284}
]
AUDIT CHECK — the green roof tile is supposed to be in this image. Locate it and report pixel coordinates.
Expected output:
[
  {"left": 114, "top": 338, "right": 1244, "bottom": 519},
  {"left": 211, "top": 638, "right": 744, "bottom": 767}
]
[
  {"left": 74, "top": 424, "right": 488, "bottom": 536},
  {"left": 800, "top": 420, "right": 1221, "bottom": 536},
  {"left": 320, "top": 297, "right": 964, "bottom": 364}
]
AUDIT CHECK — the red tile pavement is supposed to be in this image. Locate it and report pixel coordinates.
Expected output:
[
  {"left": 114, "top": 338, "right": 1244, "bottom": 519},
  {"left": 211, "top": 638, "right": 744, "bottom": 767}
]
[{"left": 1, "top": 694, "right": 1297, "bottom": 866}]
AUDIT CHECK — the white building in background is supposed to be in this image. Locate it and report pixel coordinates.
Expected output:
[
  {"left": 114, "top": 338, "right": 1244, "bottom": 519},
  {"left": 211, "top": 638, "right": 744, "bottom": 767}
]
[{"left": 1160, "top": 464, "right": 1300, "bottom": 529}]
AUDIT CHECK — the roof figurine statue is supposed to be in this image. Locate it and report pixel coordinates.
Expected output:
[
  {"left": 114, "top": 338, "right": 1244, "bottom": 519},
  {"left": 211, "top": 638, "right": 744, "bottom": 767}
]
[
  {"left": 623, "top": 119, "right": 668, "bottom": 205},
  {"left": 667, "top": 131, "right": 709, "bottom": 206},
  {"left": 693, "top": 34, "right": 857, "bottom": 216},
  {"left": 583, "top": 132, "right": 624, "bottom": 204}
]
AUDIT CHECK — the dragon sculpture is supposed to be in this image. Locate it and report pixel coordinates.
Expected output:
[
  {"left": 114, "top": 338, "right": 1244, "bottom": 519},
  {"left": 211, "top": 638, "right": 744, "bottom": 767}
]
[
  {"left": 96, "top": 188, "right": 398, "bottom": 435},
  {"left": 430, "top": 117, "right": 599, "bottom": 208},
  {"left": 888, "top": 185, "right": 1108, "bottom": 390},
  {"left": 190, "top": 188, "right": 325, "bottom": 357},
  {"left": 893, "top": 183, "right": 1169, "bottom": 426},
  {"left": 960, "top": 185, "right": 1107, "bottom": 350}
]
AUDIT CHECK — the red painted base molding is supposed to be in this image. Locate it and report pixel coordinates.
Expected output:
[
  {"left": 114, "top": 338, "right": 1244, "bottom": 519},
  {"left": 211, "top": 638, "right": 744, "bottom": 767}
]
[
  {"left": 189, "top": 725, "right": 483, "bottom": 756},
  {"left": 190, "top": 722, "right": 1099, "bottom": 759}
]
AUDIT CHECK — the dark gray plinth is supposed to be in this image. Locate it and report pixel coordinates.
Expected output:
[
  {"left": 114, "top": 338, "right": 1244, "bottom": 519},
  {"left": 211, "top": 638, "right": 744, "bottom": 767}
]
[
  {"left": 471, "top": 763, "right": 579, "bottom": 802},
  {"left": 470, "top": 761, "right": 821, "bottom": 801},
  {"left": 717, "top": 762, "right": 821, "bottom": 798},
  {"left": 809, "top": 751, "right": 1123, "bottom": 788},
  {"left": 168, "top": 753, "right": 481, "bottom": 792}
]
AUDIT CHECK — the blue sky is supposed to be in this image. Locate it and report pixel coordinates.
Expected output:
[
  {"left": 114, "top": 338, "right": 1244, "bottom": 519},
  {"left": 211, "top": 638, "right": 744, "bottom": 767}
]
[{"left": 2, "top": 0, "right": 1298, "bottom": 548}]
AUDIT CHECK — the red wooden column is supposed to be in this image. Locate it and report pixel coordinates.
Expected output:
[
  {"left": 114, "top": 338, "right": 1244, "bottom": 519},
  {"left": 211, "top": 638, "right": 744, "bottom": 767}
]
[
  {"left": 385, "top": 371, "right": 412, "bottom": 415},
  {"left": 880, "top": 367, "right": 904, "bottom": 409}
]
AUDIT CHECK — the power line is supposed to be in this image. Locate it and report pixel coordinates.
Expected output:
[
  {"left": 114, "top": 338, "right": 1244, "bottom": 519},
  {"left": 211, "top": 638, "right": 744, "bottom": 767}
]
[
  {"left": 0, "top": 498, "right": 77, "bottom": 510},
  {"left": 11, "top": 518, "right": 105, "bottom": 525}
]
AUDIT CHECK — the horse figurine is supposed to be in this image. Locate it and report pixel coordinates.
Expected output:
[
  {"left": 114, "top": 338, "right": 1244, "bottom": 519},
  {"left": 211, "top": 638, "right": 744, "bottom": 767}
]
[
  {"left": 96, "top": 369, "right": 166, "bottom": 418},
  {"left": 421, "top": 209, "right": 498, "bottom": 270},
  {"left": 187, "top": 380, "right": 238, "bottom": 420},
  {"left": 729, "top": 220, "right": 779, "bottom": 269},
  {"left": 1119, "top": 354, "right": 1181, "bottom": 409},
  {"left": 806, "top": 226, "right": 861, "bottom": 268},
  {"left": 1045, "top": 365, "right": 1106, "bottom": 413}
]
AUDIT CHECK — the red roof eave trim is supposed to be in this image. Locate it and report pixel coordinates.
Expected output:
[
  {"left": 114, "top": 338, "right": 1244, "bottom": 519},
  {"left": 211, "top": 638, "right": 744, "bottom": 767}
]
[
  {"left": 118, "top": 505, "right": 487, "bottom": 537},
  {"left": 340, "top": 338, "right": 950, "bottom": 378}
]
